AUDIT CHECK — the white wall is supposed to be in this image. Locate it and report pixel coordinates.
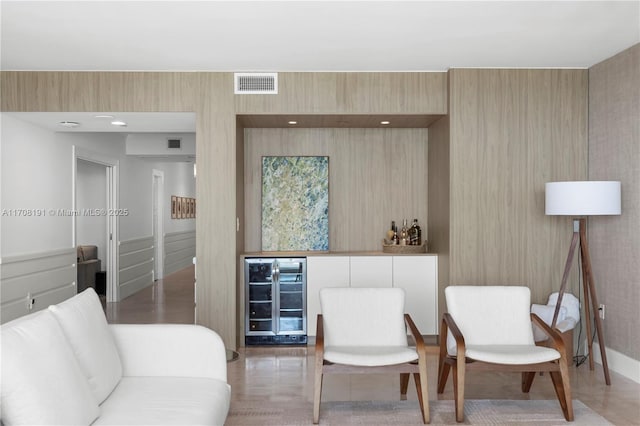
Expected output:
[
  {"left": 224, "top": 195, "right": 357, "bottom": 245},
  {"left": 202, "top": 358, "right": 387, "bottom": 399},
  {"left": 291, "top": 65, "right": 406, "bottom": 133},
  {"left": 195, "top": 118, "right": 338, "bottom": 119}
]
[
  {"left": 1, "top": 115, "right": 73, "bottom": 256},
  {"left": 161, "top": 161, "right": 196, "bottom": 234},
  {"left": 76, "top": 159, "right": 107, "bottom": 262},
  {"left": 1, "top": 113, "right": 196, "bottom": 257},
  {"left": 126, "top": 133, "right": 195, "bottom": 158}
]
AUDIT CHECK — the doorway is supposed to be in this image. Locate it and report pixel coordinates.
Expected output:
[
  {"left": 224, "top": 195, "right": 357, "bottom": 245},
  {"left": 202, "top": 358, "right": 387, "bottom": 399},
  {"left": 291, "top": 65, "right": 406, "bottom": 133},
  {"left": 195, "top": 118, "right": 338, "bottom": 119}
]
[{"left": 74, "top": 147, "right": 119, "bottom": 302}]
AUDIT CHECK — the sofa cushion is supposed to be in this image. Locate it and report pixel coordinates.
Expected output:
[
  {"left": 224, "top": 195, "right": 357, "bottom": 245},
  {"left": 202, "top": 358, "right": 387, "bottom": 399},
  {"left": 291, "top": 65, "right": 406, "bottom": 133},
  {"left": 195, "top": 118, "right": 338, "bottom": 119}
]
[
  {"left": 49, "top": 288, "right": 123, "bottom": 404},
  {"left": 92, "top": 377, "right": 231, "bottom": 426},
  {"left": 1, "top": 310, "right": 101, "bottom": 425}
]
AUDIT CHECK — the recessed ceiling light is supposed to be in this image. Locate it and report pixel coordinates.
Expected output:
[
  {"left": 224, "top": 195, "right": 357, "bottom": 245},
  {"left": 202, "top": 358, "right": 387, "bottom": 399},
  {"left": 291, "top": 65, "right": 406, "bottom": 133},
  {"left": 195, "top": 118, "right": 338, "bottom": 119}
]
[
  {"left": 95, "top": 114, "right": 114, "bottom": 119},
  {"left": 59, "top": 121, "right": 80, "bottom": 128},
  {"left": 288, "top": 121, "right": 298, "bottom": 125},
  {"left": 380, "top": 121, "right": 390, "bottom": 125},
  {"left": 111, "top": 120, "right": 127, "bottom": 127}
]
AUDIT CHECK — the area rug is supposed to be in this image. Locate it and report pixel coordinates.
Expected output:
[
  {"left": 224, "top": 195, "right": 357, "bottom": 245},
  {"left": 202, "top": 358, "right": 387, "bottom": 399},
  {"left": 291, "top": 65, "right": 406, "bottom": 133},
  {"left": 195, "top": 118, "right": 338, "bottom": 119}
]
[{"left": 226, "top": 399, "right": 611, "bottom": 425}]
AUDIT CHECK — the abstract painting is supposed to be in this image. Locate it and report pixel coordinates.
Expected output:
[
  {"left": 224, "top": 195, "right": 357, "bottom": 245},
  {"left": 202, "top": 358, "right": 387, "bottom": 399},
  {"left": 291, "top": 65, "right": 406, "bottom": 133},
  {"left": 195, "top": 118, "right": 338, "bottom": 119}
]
[{"left": 262, "top": 156, "right": 329, "bottom": 251}]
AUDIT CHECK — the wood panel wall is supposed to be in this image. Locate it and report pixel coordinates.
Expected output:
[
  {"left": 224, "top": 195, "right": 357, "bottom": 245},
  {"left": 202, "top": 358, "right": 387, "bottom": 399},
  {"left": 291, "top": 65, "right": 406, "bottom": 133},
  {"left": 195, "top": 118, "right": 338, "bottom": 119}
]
[
  {"left": 244, "top": 128, "right": 429, "bottom": 252},
  {"left": 446, "top": 69, "right": 588, "bottom": 304},
  {"left": 427, "top": 115, "right": 450, "bottom": 319},
  {"left": 1, "top": 71, "right": 446, "bottom": 349}
]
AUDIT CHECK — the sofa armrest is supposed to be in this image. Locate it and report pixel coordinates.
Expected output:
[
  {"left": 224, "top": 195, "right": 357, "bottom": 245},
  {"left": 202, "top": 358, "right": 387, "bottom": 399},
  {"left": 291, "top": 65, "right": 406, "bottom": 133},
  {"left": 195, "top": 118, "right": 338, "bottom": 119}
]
[{"left": 109, "top": 324, "right": 227, "bottom": 383}]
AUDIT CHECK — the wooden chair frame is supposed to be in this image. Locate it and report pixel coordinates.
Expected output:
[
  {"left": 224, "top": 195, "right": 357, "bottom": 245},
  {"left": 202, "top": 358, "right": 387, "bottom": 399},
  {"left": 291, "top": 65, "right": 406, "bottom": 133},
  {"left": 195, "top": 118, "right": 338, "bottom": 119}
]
[
  {"left": 437, "top": 312, "right": 574, "bottom": 422},
  {"left": 314, "top": 313, "right": 430, "bottom": 424}
]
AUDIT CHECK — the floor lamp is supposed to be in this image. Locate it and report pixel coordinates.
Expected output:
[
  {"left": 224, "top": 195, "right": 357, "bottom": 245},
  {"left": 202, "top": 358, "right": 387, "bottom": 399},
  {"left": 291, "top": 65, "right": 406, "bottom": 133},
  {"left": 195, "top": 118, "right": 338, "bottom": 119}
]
[{"left": 545, "top": 181, "right": 621, "bottom": 386}]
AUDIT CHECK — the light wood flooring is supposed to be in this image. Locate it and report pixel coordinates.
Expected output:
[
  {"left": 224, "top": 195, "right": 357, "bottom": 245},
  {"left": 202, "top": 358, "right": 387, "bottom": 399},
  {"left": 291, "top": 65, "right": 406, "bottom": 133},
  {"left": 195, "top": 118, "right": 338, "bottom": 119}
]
[{"left": 105, "top": 266, "right": 640, "bottom": 425}]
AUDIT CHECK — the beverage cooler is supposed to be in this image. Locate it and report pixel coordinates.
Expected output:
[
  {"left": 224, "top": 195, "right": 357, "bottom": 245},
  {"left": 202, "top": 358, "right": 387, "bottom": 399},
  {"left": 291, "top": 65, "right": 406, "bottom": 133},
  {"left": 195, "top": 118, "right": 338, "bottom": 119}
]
[{"left": 244, "top": 258, "right": 307, "bottom": 345}]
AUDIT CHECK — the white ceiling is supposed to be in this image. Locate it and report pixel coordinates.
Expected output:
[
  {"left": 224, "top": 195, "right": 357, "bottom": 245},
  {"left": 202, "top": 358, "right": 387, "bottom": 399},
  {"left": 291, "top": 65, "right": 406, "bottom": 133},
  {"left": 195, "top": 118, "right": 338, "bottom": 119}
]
[{"left": 1, "top": 1, "right": 639, "bottom": 72}]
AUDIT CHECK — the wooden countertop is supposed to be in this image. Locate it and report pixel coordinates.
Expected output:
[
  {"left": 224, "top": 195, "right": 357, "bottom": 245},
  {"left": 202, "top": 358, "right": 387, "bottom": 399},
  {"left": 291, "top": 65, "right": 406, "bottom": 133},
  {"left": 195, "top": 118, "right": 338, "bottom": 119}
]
[{"left": 241, "top": 251, "right": 437, "bottom": 257}]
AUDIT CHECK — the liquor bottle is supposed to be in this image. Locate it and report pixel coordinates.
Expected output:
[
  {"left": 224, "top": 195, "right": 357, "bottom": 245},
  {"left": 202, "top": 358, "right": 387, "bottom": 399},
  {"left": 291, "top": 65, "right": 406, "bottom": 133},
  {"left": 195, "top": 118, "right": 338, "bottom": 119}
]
[
  {"left": 391, "top": 229, "right": 399, "bottom": 245},
  {"left": 400, "top": 219, "right": 408, "bottom": 246},
  {"left": 409, "top": 219, "right": 421, "bottom": 246},
  {"left": 386, "top": 221, "right": 396, "bottom": 242}
]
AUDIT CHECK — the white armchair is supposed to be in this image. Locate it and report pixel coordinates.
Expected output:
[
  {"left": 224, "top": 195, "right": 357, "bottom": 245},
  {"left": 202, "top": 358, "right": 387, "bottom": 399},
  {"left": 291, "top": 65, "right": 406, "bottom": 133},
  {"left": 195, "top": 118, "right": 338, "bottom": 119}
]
[
  {"left": 437, "top": 286, "right": 573, "bottom": 422},
  {"left": 314, "top": 287, "right": 429, "bottom": 424}
]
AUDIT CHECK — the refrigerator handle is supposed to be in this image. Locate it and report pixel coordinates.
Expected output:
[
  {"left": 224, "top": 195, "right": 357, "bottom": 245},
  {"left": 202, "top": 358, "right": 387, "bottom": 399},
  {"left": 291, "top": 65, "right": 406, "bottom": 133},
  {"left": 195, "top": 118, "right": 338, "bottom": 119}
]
[{"left": 273, "top": 260, "right": 280, "bottom": 283}]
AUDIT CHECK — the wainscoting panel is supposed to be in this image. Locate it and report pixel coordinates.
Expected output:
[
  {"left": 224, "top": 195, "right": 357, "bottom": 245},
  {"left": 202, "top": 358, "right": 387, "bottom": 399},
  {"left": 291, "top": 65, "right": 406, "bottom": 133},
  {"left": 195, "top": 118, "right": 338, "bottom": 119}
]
[
  {"left": 164, "top": 230, "right": 196, "bottom": 276},
  {"left": 119, "top": 237, "right": 154, "bottom": 300},
  {"left": 0, "top": 248, "right": 76, "bottom": 323}
]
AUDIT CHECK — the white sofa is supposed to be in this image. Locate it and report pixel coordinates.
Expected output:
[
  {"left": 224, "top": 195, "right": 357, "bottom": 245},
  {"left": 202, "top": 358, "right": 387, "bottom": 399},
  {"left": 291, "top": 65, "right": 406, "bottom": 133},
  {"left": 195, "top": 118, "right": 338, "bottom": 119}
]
[{"left": 1, "top": 288, "right": 230, "bottom": 425}]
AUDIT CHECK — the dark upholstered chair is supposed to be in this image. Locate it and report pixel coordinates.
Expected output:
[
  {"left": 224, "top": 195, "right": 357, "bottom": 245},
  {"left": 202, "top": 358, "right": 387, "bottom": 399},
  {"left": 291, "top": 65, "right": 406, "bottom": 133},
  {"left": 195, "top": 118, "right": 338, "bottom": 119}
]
[{"left": 77, "top": 245, "right": 101, "bottom": 293}]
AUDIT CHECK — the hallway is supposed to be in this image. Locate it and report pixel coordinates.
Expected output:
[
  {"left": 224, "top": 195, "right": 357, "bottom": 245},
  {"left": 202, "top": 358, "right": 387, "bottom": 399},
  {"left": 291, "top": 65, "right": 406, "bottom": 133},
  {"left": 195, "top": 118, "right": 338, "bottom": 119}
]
[{"left": 103, "top": 265, "right": 195, "bottom": 324}]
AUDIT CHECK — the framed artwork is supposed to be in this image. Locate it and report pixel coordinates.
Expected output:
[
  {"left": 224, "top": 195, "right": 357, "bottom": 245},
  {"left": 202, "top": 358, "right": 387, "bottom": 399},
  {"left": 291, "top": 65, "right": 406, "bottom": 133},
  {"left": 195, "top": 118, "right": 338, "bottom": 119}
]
[
  {"left": 171, "top": 196, "right": 177, "bottom": 219},
  {"left": 171, "top": 196, "right": 196, "bottom": 219},
  {"left": 261, "top": 156, "right": 329, "bottom": 251}
]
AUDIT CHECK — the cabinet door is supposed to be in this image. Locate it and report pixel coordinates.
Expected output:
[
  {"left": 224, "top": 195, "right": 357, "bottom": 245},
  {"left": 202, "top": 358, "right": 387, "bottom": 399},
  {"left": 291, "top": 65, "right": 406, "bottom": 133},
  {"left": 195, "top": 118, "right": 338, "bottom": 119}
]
[
  {"left": 350, "top": 256, "right": 393, "bottom": 288},
  {"left": 306, "top": 256, "right": 350, "bottom": 336},
  {"left": 392, "top": 256, "right": 438, "bottom": 334}
]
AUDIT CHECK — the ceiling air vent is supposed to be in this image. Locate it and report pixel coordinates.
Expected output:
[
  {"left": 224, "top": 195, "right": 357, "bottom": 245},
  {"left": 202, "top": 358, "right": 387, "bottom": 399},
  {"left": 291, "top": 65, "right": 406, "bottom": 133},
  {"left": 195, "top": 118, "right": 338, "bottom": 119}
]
[
  {"left": 234, "top": 72, "right": 278, "bottom": 94},
  {"left": 167, "top": 138, "right": 182, "bottom": 149}
]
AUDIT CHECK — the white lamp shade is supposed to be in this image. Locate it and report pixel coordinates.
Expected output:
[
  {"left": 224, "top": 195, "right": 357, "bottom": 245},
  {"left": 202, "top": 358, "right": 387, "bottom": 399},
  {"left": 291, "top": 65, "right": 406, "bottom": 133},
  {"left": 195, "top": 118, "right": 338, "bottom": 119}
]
[{"left": 545, "top": 181, "right": 621, "bottom": 216}]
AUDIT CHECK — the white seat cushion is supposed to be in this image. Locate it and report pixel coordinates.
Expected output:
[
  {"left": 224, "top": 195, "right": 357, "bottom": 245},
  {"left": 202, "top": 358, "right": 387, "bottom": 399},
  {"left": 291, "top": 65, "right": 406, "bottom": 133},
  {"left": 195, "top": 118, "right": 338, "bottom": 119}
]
[
  {"left": 49, "top": 288, "right": 123, "bottom": 404},
  {"left": 465, "top": 344, "right": 561, "bottom": 364},
  {"left": 93, "top": 377, "right": 231, "bottom": 426},
  {"left": 1, "top": 310, "right": 100, "bottom": 425},
  {"left": 324, "top": 346, "right": 419, "bottom": 366}
]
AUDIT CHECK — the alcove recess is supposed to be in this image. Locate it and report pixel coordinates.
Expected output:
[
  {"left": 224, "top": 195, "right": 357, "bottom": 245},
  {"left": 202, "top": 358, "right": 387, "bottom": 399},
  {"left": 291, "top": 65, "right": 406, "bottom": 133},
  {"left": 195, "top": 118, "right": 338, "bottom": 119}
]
[{"left": 235, "top": 114, "right": 445, "bottom": 256}]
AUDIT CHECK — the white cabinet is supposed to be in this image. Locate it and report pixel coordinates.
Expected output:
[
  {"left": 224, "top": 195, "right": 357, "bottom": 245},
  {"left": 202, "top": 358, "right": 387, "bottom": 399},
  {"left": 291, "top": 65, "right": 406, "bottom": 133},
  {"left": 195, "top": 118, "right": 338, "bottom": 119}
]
[
  {"left": 349, "top": 256, "right": 393, "bottom": 288},
  {"left": 306, "top": 256, "right": 350, "bottom": 336},
  {"left": 306, "top": 254, "right": 438, "bottom": 337},
  {"left": 392, "top": 256, "right": 438, "bottom": 335}
]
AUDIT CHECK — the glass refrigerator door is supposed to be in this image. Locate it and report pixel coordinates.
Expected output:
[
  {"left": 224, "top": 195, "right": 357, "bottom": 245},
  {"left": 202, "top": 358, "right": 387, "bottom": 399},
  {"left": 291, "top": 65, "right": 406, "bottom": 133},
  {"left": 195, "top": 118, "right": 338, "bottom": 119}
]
[
  {"left": 276, "top": 259, "right": 305, "bottom": 334},
  {"left": 247, "top": 260, "right": 274, "bottom": 334}
]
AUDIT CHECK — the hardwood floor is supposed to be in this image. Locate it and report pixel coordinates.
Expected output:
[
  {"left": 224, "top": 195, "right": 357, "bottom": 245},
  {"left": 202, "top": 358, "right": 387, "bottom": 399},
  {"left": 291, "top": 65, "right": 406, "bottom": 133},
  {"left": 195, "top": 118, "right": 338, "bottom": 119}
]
[{"left": 105, "top": 266, "right": 640, "bottom": 425}]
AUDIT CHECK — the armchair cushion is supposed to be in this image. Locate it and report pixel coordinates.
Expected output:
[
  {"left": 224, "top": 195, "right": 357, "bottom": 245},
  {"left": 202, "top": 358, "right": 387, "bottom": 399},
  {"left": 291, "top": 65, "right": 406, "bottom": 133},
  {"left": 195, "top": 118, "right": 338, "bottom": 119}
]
[
  {"left": 324, "top": 345, "right": 418, "bottom": 366},
  {"left": 445, "top": 286, "right": 537, "bottom": 356},
  {"left": 320, "top": 287, "right": 408, "bottom": 348},
  {"left": 49, "top": 288, "right": 123, "bottom": 404},
  {"left": 465, "top": 344, "right": 560, "bottom": 364}
]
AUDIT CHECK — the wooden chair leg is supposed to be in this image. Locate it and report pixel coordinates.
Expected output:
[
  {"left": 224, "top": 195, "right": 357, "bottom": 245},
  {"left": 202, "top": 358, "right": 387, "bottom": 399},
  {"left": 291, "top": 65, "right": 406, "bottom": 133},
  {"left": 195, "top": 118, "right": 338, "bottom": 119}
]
[
  {"left": 453, "top": 357, "right": 465, "bottom": 422},
  {"left": 313, "top": 364, "right": 323, "bottom": 424},
  {"left": 521, "top": 371, "right": 536, "bottom": 392},
  {"left": 549, "top": 361, "right": 574, "bottom": 421},
  {"left": 414, "top": 356, "right": 430, "bottom": 424},
  {"left": 437, "top": 361, "right": 451, "bottom": 393},
  {"left": 400, "top": 373, "right": 410, "bottom": 400}
]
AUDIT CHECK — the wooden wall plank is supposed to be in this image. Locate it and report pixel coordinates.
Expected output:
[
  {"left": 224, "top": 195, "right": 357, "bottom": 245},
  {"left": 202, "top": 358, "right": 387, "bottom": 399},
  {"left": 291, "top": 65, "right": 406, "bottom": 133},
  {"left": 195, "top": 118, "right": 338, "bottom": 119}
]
[
  {"left": 427, "top": 115, "right": 451, "bottom": 319},
  {"left": 448, "top": 69, "right": 588, "bottom": 304},
  {"left": 244, "top": 128, "right": 429, "bottom": 252}
]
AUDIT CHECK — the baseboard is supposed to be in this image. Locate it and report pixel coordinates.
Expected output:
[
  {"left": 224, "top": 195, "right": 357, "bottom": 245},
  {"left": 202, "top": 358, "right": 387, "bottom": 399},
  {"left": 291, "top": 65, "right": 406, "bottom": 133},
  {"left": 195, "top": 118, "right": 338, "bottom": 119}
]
[{"left": 590, "top": 340, "right": 640, "bottom": 384}]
